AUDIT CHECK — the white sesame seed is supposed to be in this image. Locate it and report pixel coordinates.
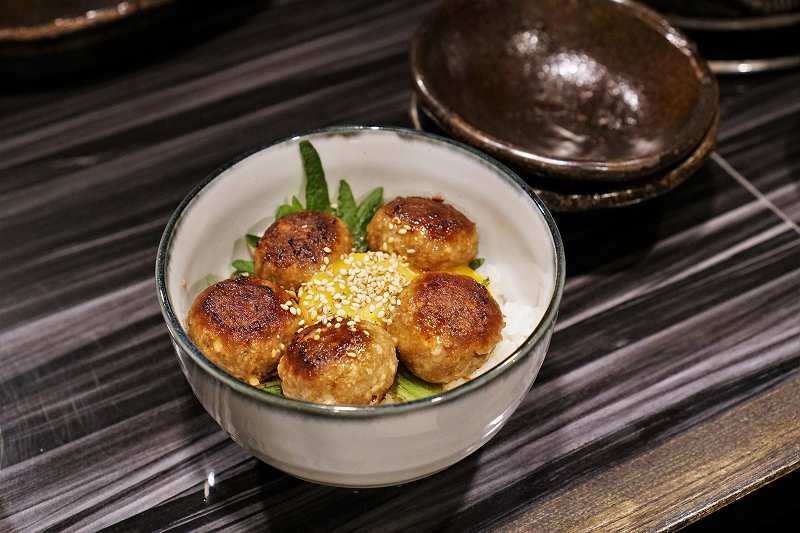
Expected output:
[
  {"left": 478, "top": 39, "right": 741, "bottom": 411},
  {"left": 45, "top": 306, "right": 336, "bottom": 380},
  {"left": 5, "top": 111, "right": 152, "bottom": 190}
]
[{"left": 323, "top": 246, "right": 332, "bottom": 253}]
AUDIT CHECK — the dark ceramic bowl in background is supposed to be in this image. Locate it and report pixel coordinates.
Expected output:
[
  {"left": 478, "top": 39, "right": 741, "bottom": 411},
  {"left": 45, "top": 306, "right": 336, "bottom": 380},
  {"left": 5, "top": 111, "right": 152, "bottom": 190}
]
[
  {"left": 0, "top": 1, "right": 263, "bottom": 88},
  {"left": 411, "top": 0, "right": 719, "bottom": 181},
  {"left": 409, "top": 94, "right": 719, "bottom": 212},
  {"left": 641, "top": 0, "right": 800, "bottom": 74},
  {"left": 0, "top": 0, "right": 172, "bottom": 41}
]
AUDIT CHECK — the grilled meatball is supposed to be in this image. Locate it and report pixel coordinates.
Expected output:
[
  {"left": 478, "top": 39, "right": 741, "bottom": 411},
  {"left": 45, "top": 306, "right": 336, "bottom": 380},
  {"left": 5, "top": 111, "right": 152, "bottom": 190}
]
[
  {"left": 254, "top": 211, "right": 353, "bottom": 290},
  {"left": 278, "top": 320, "right": 397, "bottom": 405},
  {"left": 187, "top": 276, "right": 301, "bottom": 384},
  {"left": 367, "top": 196, "right": 478, "bottom": 270},
  {"left": 388, "top": 272, "right": 503, "bottom": 383}
]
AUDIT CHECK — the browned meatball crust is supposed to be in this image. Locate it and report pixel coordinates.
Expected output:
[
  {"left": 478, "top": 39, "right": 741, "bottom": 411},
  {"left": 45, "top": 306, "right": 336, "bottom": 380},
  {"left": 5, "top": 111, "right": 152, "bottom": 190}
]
[
  {"left": 278, "top": 320, "right": 397, "bottom": 405},
  {"left": 187, "top": 276, "right": 301, "bottom": 383},
  {"left": 254, "top": 211, "right": 353, "bottom": 289},
  {"left": 388, "top": 272, "right": 503, "bottom": 383},
  {"left": 366, "top": 196, "right": 478, "bottom": 270}
]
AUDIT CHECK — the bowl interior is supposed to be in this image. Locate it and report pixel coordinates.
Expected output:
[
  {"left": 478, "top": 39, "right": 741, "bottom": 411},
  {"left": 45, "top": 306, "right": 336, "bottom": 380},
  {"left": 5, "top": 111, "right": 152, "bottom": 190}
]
[
  {"left": 163, "top": 128, "right": 559, "bottom": 394},
  {"left": 412, "top": 0, "right": 717, "bottom": 179}
]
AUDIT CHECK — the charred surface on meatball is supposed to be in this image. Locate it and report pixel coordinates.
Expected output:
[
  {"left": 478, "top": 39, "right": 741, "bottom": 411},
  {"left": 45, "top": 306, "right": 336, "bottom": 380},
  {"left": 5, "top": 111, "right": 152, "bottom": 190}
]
[
  {"left": 388, "top": 272, "right": 503, "bottom": 383},
  {"left": 254, "top": 211, "right": 353, "bottom": 289},
  {"left": 187, "top": 277, "right": 301, "bottom": 383},
  {"left": 278, "top": 320, "right": 397, "bottom": 405},
  {"left": 367, "top": 196, "right": 478, "bottom": 270}
]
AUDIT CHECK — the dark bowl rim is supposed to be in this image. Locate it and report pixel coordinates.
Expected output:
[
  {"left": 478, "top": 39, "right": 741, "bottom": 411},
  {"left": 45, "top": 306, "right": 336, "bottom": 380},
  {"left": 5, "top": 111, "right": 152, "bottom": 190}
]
[
  {"left": 0, "top": 0, "right": 174, "bottom": 43},
  {"left": 665, "top": 11, "right": 800, "bottom": 31},
  {"left": 409, "top": 0, "right": 720, "bottom": 181},
  {"left": 155, "top": 125, "right": 566, "bottom": 418},
  {"left": 409, "top": 93, "right": 720, "bottom": 212}
]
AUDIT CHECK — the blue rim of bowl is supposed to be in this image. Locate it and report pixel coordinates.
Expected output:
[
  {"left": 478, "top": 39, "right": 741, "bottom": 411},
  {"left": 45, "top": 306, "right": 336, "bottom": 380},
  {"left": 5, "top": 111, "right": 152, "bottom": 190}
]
[{"left": 155, "top": 125, "right": 565, "bottom": 418}]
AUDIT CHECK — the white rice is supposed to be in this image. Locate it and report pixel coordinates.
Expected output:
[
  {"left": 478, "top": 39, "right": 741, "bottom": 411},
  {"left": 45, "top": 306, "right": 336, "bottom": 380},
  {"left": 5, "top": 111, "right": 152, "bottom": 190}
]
[{"left": 444, "top": 262, "right": 546, "bottom": 389}]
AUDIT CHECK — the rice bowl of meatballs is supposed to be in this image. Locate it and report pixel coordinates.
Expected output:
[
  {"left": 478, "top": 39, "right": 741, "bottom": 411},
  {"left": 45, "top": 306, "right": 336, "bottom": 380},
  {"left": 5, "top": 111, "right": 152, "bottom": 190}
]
[{"left": 156, "top": 126, "right": 564, "bottom": 487}]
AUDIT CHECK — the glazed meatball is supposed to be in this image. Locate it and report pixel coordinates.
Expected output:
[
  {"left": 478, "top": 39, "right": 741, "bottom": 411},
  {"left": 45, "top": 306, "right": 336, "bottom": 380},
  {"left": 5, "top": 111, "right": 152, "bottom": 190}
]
[
  {"left": 278, "top": 320, "right": 398, "bottom": 405},
  {"left": 187, "top": 276, "right": 301, "bottom": 384},
  {"left": 388, "top": 272, "right": 503, "bottom": 383},
  {"left": 367, "top": 196, "right": 478, "bottom": 270},
  {"left": 254, "top": 211, "right": 353, "bottom": 290}
]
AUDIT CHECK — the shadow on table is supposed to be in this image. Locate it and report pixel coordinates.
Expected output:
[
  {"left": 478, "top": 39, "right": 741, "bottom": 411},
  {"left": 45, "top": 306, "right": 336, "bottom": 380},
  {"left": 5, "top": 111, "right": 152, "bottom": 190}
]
[
  {"left": 246, "top": 447, "right": 484, "bottom": 532},
  {"left": 0, "top": 0, "right": 265, "bottom": 92},
  {"left": 554, "top": 202, "right": 664, "bottom": 278},
  {"left": 547, "top": 158, "right": 726, "bottom": 278}
]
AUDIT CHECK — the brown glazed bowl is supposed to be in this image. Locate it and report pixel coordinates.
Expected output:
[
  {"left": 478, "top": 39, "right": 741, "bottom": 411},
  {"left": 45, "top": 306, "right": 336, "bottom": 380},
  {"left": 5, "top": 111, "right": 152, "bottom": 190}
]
[
  {"left": 410, "top": 0, "right": 719, "bottom": 181},
  {"left": 409, "top": 94, "right": 719, "bottom": 212}
]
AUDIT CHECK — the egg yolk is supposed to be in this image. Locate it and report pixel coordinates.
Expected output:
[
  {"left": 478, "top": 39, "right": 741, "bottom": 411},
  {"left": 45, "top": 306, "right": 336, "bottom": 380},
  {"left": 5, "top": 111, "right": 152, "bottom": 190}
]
[{"left": 297, "top": 252, "right": 486, "bottom": 327}]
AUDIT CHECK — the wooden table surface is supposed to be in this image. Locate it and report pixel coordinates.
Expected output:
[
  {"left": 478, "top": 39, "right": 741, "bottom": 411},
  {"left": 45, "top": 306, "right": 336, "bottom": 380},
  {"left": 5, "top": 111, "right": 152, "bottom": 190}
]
[{"left": 1, "top": 1, "right": 798, "bottom": 531}]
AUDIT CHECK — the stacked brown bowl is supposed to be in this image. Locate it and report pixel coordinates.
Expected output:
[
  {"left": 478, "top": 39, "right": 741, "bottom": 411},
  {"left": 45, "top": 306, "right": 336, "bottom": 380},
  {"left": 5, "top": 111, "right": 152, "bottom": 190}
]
[{"left": 409, "top": 0, "right": 720, "bottom": 211}]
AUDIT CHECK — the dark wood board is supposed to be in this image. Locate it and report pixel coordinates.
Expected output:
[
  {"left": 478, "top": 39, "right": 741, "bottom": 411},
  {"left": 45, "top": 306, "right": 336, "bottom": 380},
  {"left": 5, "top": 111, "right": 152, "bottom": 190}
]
[{"left": 0, "top": 1, "right": 798, "bottom": 531}]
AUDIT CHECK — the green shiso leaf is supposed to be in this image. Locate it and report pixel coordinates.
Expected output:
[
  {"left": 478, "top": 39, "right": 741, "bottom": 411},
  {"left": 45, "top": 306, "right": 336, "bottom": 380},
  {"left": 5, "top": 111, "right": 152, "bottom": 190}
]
[
  {"left": 231, "top": 259, "right": 254, "bottom": 275},
  {"left": 276, "top": 202, "right": 301, "bottom": 220},
  {"left": 300, "top": 140, "right": 331, "bottom": 212},
  {"left": 468, "top": 257, "right": 485, "bottom": 270},
  {"left": 390, "top": 367, "right": 442, "bottom": 402},
  {"left": 336, "top": 179, "right": 359, "bottom": 236},
  {"left": 260, "top": 381, "right": 283, "bottom": 396},
  {"left": 352, "top": 187, "right": 383, "bottom": 251},
  {"left": 245, "top": 234, "right": 260, "bottom": 248}
]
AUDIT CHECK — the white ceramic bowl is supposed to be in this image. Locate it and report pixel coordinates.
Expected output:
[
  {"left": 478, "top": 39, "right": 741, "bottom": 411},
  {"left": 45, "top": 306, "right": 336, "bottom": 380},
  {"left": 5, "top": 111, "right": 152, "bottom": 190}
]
[{"left": 156, "top": 126, "right": 565, "bottom": 487}]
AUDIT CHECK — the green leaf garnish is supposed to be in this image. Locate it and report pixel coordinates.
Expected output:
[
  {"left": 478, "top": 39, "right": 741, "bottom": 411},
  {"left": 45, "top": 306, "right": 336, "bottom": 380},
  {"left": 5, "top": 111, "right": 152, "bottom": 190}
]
[
  {"left": 245, "top": 234, "right": 260, "bottom": 248},
  {"left": 275, "top": 202, "right": 302, "bottom": 220},
  {"left": 336, "top": 179, "right": 359, "bottom": 236},
  {"left": 352, "top": 187, "right": 384, "bottom": 251},
  {"left": 469, "top": 257, "right": 485, "bottom": 270},
  {"left": 300, "top": 140, "right": 331, "bottom": 212},
  {"left": 291, "top": 195, "right": 303, "bottom": 210},
  {"left": 390, "top": 367, "right": 442, "bottom": 402},
  {"left": 232, "top": 259, "right": 254, "bottom": 275},
  {"left": 260, "top": 381, "right": 283, "bottom": 396}
]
